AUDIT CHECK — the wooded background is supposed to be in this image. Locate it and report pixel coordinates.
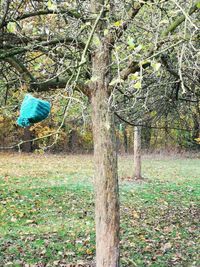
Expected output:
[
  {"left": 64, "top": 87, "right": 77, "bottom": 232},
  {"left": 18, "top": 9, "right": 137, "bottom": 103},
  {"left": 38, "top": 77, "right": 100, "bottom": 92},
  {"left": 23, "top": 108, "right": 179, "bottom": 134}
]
[{"left": 0, "top": 0, "right": 199, "bottom": 153}]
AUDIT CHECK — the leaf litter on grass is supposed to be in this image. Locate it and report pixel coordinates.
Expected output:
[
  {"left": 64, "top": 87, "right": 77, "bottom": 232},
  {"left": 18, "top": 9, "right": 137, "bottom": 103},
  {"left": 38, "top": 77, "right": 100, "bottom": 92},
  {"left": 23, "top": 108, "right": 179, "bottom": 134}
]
[{"left": 0, "top": 154, "right": 200, "bottom": 266}]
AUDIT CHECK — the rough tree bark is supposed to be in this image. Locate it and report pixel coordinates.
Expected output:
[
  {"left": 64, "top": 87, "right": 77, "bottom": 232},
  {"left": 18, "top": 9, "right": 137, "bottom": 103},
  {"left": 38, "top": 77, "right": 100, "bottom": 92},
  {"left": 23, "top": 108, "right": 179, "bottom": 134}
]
[
  {"left": 134, "top": 126, "right": 142, "bottom": 180},
  {"left": 90, "top": 41, "right": 120, "bottom": 266},
  {"left": 89, "top": 0, "right": 120, "bottom": 265},
  {"left": 21, "top": 127, "right": 32, "bottom": 153}
]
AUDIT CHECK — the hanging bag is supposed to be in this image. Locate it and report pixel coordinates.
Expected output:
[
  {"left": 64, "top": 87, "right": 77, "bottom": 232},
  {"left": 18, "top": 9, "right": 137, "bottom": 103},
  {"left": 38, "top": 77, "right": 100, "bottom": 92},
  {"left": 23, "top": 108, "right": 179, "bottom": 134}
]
[{"left": 17, "top": 94, "right": 51, "bottom": 127}]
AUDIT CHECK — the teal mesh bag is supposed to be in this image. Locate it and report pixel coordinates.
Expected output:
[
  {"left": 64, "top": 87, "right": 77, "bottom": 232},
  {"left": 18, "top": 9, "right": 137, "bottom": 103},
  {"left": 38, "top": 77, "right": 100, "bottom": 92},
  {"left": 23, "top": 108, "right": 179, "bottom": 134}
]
[{"left": 17, "top": 94, "right": 51, "bottom": 127}]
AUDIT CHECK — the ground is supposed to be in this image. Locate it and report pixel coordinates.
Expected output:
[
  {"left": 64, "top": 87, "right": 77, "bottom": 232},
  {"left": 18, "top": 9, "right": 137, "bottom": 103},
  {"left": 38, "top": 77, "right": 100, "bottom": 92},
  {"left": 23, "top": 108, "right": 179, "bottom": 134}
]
[{"left": 0, "top": 153, "right": 199, "bottom": 267}]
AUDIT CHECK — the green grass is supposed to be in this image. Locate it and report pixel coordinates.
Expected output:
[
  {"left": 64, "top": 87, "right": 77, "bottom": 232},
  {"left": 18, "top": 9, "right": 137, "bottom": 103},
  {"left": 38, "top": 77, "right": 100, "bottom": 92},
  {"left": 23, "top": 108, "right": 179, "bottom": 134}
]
[{"left": 0, "top": 153, "right": 199, "bottom": 266}]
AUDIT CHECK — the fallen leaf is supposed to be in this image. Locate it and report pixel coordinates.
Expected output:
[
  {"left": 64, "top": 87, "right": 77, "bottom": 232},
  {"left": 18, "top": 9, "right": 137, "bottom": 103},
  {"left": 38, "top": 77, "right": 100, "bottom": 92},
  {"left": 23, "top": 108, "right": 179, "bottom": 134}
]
[{"left": 161, "top": 242, "right": 172, "bottom": 253}]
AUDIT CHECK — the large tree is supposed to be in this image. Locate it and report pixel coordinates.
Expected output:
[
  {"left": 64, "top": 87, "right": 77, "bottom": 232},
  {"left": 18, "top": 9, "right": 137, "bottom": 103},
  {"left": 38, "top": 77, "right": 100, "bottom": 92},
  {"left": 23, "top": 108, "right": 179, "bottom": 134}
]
[{"left": 0, "top": 0, "right": 199, "bottom": 265}]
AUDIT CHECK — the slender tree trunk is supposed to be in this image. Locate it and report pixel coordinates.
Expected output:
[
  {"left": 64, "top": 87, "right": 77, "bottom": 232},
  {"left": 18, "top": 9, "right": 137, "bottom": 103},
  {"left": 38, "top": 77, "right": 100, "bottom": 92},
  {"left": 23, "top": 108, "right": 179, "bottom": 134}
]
[
  {"left": 134, "top": 126, "right": 142, "bottom": 179},
  {"left": 164, "top": 115, "right": 168, "bottom": 149},
  {"left": 90, "top": 42, "right": 120, "bottom": 266},
  {"left": 21, "top": 127, "right": 32, "bottom": 152},
  {"left": 142, "top": 123, "right": 151, "bottom": 150},
  {"left": 68, "top": 128, "right": 78, "bottom": 153},
  {"left": 193, "top": 106, "right": 200, "bottom": 140},
  {"left": 123, "top": 125, "right": 128, "bottom": 153}
]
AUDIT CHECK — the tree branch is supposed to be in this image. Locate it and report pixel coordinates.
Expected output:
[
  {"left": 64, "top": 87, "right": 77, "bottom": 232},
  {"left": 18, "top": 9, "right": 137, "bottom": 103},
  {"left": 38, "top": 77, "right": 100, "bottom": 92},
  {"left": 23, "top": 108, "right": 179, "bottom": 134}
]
[
  {"left": 0, "top": 0, "right": 11, "bottom": 28},
  {"left": 115, "top": 112, "right": 195, "bottom": 132},
  {"left": 161, "top": 1, "right": 199, "bottom": 37},
  {"left": 30, "top": 78, "right": 91, "bottom": 97},
  {"left": 118, "top": 1, "right": 199, "bottom": 81},
  {"left": 0, "top": 36, "right": 85, "bottom": 60},
  {"left": 5, "top": 57, "right": 36, "bottom": 82},
  {"left": 2, "top": 8, "right": 82, "bottom": 28}
]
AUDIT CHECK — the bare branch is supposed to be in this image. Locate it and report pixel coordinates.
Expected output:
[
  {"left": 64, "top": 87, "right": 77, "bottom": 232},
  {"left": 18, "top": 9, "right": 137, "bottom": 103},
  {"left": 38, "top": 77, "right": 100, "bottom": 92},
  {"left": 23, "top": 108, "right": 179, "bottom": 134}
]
[
  {"left": 119, "top": 1, "right": 199, "bottom": 81},
  {"left": 0, "top": 36, "right": 85, "bottom": 60},
  {"left": 5, "top": 57, "right": 36, "bottom": 82},
  {"left": 30, "top": 78, "right": 91, "bottom": 97},
  {"left": 0, "top": 0, "right": 11, "bottom": 28},
  {"left": 161, "top": 1, "right": 199, "bottom": 37},
  {"left": 1, "top": 7, "right": 82, "bottom": 28}
]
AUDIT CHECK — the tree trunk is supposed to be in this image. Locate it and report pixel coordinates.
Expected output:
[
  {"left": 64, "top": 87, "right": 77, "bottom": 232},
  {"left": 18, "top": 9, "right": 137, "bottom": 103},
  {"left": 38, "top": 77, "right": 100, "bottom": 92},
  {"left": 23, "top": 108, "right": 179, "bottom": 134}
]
[
  {"left": 142, "top": 124, "right": 151, "bottom": 150},
  {"left": 68, "top": 128, "right": 78, "bottom": 153},
  {"left": 90, "top": 43, "right": 120, "bottom": 266},
  {"left": 123, "top": 125, "right": 128, "bottom": 153},
  {"left": 134, "top": 126, "right": 142, "bottom": 179},
  {"left": 21, "top": 127, "right": 32, "bottom": 152},
  {"left": 164, "top": 115, "right": 168, "bottom": 149},
  {"left": 193, "top": 108, "right": 200, "bottom": 140}
]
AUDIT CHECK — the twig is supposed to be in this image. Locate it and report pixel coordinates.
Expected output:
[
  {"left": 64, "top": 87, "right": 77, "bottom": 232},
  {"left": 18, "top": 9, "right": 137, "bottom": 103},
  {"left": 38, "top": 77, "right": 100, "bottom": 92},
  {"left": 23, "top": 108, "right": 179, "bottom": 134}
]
[{"left": 73, "top": 0, "right": 109, "bottom": 85}]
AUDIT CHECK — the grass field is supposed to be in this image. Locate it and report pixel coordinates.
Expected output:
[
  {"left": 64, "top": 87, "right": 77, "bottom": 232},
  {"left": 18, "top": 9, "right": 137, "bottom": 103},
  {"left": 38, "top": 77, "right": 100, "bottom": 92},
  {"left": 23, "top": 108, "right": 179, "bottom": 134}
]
[{"left": 0, "top": 153, "right": 199, "bottom": 267}]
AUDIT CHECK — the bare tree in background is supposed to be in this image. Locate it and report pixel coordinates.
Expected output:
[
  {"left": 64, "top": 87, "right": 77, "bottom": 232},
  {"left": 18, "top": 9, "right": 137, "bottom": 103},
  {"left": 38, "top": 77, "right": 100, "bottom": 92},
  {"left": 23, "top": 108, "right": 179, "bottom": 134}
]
[{"left": 134, "top": 125, "right": 142, "bottom": 180}]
